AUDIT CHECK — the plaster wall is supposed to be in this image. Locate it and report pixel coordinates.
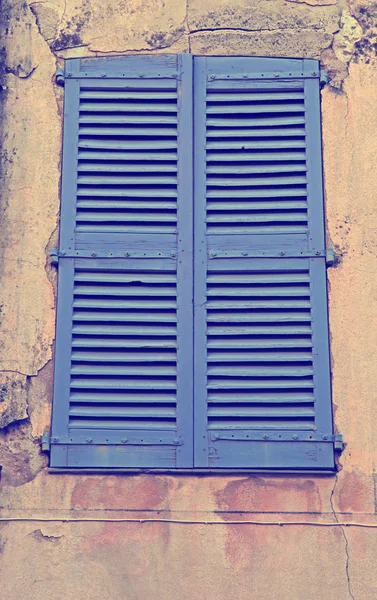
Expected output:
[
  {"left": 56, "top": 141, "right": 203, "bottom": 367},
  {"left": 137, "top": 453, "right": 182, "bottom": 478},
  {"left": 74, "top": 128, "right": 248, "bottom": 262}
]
[{"left": 1, "top": 1, "right": 377, "bottom": 598}]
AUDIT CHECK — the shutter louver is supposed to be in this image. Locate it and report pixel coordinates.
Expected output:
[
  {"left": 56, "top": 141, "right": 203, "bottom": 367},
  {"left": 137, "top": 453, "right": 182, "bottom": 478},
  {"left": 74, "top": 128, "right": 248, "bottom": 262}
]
[
  {"left": 194, "top": 57, "right": 334, "bottom": 471},
  {"left": 51, "top": 55, "right": 193, "bottom": 468}
]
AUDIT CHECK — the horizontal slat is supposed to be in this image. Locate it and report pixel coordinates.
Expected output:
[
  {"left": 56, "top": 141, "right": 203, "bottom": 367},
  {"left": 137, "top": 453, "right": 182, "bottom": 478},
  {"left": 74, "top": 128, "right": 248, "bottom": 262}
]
[
  {"left": 73, "top": 299, "right": 177, "bottom": 309},
  {"left": 207, "top": 140, "right": 306, "bottom": 150},
  {"left": 207, "top": 338, "right": 312, "bottom": 349},
  {"left": 207, "top": 325, "right": 312, "bottom": 335},
  {"left": 70, "top": 378, "right": 177, "bottom": 389},
  {"left": 207, "top": 406, "right": 315, "bottom": 417},
  {"left": 206, "top": 127, "right": 306, "bottom": 138},
  {"left": 71, "top": 365, "right": 177, "bottom": 375},
  {"left": 76, "top": 225, "right": 177, "bottom": 233},
  {"left": 207, "top": 379, "right": 314, "bottom": 389},
  {"left": 72, "top": 337, "right": 177, "bottom": 348},
  {"left": 77, "top": 200, "right": 177, "bottom": 210},
  {"left": 207, "top": 225, "right": 308, "bottom": 234},
  {"left": 76, "top": 212, "right": 177, "bottom": 223},
  {"left": 207, "top": 419, "right": 314, "bottom": 429},
  {"left": 79, "top": 91, "right": 178, "bottom": 100},
  {"left": 75, "top": 272, "right": 176, "bottom": 283},
  {"left": 79, "top": 125, "right": 178, "bottom": 136},
  {"left": 206, "top": 189, "right": 306, "bottom": 199},
  {"left": 207, "top": 164, "right": 306, "bottom": 174},
  {"left": 207, "top": 286, "right": 309, "bottom": 297},
  {"left": 207, "top": 365, "right": 313, "bottom": 376},
  {"left": 207, "top": 151, "right": 306, "bottom": 162},
  {"left": 207, "top": 104, "right": 304, "bottom": 114},
  {"left": 207, "top": 176, "right": 307, "bottom": 187},
  {"left": 207, "top": 311, "right": 311, "bottom": 322},
  {"left": 80, "top": 102, "right": 177, "bottom": 113},
  {"left": 69, "top": 406, "right": 176, "bottom": 417},
  {"left": 207, "top": 272, "right": 309, "bottom": 283},
  {"left": 77, "top": 187, "right": 177, "bottom": 197},
  {"left": 207, "top": 201, "right": 307, "bottom": 211},
  {"left": 72, "top": 324, "right": 177, "bottom": 335},
  {"left": 78, "top": 163, "right": 177, "bottom": 173},
  {"left": 73, "top": 310, "right": 176, "bottom": 323},
  {"left": 207, "top": 392, "right": 314, "bottom": 403},
  {"left": 71, "top": 351, "right": 176, "bottom": 362},
  {"left": 206, "top": 214, "right": 307, "bottom": 224},
  {"left": 207, "top": 351, "right": 312, "bottom": 363},
  {"left": 69, "top": 418, "right": 177, "bottom": 430},
  {"left": 78, "top": 140, "right": 178, "bottom": 150},
  {"left": 207, "top": 92, "right": 305, "bottom": 102},
  {"left": 74, "top": 285, "right": 176, "bottom": 297},
  {"left": 77, "top": 175, "right": 177, "bottom": 185},
  {"left": 79, "top": 103, "right": 177, "bottom": 114},
  {"left": 70, "top": 392, "right": 176, "bottom": 403},
  {"left": 207, "top": 300, "right": 311, "bottom": 308},
  {"left": 78, "top": 151, "right": 178, "bottom": 161}
]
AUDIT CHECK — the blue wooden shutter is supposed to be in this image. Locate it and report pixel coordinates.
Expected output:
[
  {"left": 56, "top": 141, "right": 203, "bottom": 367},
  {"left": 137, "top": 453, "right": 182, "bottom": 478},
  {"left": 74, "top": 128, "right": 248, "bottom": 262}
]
[
  {"left": 194, "top": 57, "right": 335, "bottom": 470},
  {"left": 51, "top": 55, "right": 193, "bottom": 468}
]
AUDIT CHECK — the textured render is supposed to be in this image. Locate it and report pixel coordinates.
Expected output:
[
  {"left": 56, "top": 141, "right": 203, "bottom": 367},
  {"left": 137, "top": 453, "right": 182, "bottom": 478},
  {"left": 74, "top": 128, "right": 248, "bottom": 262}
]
[{"left": 1, "top": 0, "right": 377, "bottom": 598}]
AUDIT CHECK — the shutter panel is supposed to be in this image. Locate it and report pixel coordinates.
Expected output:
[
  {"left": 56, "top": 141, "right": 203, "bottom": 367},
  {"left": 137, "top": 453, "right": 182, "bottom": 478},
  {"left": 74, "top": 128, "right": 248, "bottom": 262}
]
[
  {"left": 51, "top": 55, "right": 193, "bottom": 468},
  {"left": 194, "top": 57, "right": 334, "bottom": 470}
]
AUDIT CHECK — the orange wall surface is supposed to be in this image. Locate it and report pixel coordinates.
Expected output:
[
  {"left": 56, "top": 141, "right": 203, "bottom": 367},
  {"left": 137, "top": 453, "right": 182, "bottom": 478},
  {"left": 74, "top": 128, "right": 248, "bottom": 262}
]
[{"left": 1, "top": 1, "right": 377, "bottom": 598}]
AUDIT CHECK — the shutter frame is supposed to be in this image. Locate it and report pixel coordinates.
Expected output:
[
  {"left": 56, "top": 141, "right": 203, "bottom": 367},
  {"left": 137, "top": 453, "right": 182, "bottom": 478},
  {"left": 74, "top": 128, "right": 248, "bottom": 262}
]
[
  {"left": 51, "top": 55, "right": 194, "bottom": 468},
  {"left": 193, "top": 56, "right": 335, "bottom": 471}
]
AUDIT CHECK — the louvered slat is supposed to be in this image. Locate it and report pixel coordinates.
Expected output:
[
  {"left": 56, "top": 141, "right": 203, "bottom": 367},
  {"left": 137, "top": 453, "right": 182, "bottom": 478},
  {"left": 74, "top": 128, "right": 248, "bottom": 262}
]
[
  {"left": 69, "top": 266, "right": 178, "bottom": 430},
  {"left": 76, "top": 81, "right": 179, "bottom": 234}
]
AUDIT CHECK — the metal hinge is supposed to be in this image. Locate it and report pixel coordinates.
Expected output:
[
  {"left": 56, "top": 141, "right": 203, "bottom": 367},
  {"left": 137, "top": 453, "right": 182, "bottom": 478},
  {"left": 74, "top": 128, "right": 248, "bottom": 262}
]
[
  {"left": 55, "top": 69, "right": 65, "bottom": 86},
  {"left": 320, "top": 69, "right": 329, "bottom": 87},
  {"left": 41, "top": 432, "right": 51, "bottom": 452},
  {"left": 334, "top": 434, "right": 345, "bottom": 452},
  {"left": 50, "top": 248, "right": 59, "bottom": 267},
  {"left": 326, "top": 247, "right": 335, "bottom": 267}
]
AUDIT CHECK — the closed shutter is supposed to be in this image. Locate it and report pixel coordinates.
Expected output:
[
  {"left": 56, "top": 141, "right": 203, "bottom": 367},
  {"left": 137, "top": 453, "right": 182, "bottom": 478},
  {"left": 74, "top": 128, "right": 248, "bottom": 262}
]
[
  {"left": 51, "top": 55, "right": 193, "bottom": 468},
  {"left": 193, "top": 57, "right": 334, "bottom": 470}
]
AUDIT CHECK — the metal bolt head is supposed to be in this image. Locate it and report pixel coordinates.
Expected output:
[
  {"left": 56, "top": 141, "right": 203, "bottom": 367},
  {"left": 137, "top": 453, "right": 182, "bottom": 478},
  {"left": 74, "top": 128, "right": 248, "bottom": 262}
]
[
  {"left": 279, "top": 251, "right": 285, "bottom": 256},
  {"left": 173, "top": 438, "right": 180, "bottom": 445},
  {"left": 292, "top": 435, "right": 298, "bottom": 440},
  {"left": 315, "top": 250, "right": 321, "bottom": 256},
  {"left": 91, "top": 252, "right": 97, "bottom": 257},
  {"left": 124, "top": 251, "right": 130, "bottom": 257},
  {"left": 85, "top": 437, "right": 92, "bottom": 443},
  {"left": 323, "top": 435, "right": 328, "bottom": 440},
  {"left": 121, "top": 438, "right": 128, "bottom": 444},
  {"left": 52, "top": 437, "right": 58, "bottom": 444},
  {"left": 263, "top": 434, "right": 269, "bottom": 440}
]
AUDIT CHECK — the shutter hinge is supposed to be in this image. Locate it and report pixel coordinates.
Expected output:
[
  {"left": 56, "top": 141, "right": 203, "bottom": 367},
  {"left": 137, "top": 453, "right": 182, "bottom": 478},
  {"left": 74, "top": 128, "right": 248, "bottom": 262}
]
[
  {"left": 320, "top": 69, "right": 329, "bottom": 87},
  {"left": 41, "top": 432, "right": 51, "bottom": 453},
  {"left": 50, "top": 248, "right": 59, "bottom": 267},
  {"left": 334, "top": 434, "right": 345, "bottom": 452},
  {"left": 55, "top": 69, "right": 65, "bottom": 86},
  {"left": 326, "top": 247, "right": 335, "bottom": 267}
]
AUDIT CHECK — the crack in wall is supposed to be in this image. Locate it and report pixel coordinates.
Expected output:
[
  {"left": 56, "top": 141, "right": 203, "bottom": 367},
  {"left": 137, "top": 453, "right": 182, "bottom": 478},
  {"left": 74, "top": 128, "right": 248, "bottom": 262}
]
[{"left": 330, "top": 476, "right": 356, "bottom": 600}]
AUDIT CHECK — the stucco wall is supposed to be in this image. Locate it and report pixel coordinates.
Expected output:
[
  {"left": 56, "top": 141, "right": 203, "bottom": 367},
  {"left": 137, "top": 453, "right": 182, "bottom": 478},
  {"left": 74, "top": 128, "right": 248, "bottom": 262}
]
[{"left": 1, "top": 0, "right": 377, "bottom": 598}]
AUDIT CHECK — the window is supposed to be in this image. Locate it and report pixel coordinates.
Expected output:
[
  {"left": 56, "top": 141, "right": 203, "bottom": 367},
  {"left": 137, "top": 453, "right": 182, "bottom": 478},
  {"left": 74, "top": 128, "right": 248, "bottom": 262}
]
[{"left": 50, "top": 54, "right": 335, "bottom": 470}]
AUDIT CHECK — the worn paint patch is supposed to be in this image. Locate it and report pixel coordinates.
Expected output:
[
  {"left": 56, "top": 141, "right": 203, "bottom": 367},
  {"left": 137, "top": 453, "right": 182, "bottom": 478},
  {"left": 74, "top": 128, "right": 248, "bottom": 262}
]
[
  {"left": 215, "top": 477, "right": 324, "bottom": 514},
  {"left": 337, "top": 470, "right": 374, "bottom": 513},
  {"left": 71, "top": 475, "right": 171, "bottom": 510}
]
